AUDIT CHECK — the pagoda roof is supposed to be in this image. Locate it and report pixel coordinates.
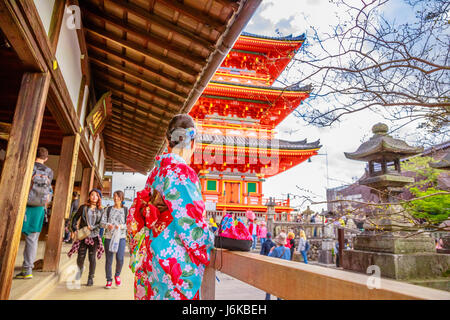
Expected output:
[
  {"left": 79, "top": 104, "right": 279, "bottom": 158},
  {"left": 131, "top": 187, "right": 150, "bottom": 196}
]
[
  {"left": 220, "top": 32, "right": 306, "bottom": 85},
  {"left": 345, "top": 123, "right": 423, "bottom": 161},
  {"left": 240, "top": 32, "right": 306, "bottom": 42},
  {"left": 198, "top": 132, "right": 321, "bottom": 151}
]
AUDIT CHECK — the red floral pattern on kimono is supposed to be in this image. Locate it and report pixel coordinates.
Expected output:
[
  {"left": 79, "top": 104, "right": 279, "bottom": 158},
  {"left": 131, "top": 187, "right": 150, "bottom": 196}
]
[{"left": 127, "top": 153, "right": 214, "bottom": 300}]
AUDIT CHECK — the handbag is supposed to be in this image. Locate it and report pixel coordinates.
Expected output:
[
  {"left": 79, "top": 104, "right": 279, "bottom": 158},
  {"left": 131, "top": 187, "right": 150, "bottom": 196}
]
[
  {"left": 76, "top": 206, "right": 91, "bottom": 241},
  {"left": 214, "top": 214, "right": 252, "bottom": 251}
]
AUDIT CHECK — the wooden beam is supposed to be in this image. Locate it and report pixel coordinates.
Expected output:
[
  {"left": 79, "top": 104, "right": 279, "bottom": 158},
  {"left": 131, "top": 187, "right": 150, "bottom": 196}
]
[
  {"left": 96, "top": 72, "right": 178, "bottom": 119},
  {"left": 103, "top": 129, "right": 159, "bottom": 153},
  {"left": 48, "top": 0, "right": 66, "bottom": 54},
  {"left": 0, "top": 1, "right": 44, "bottom": 71},
  {"left": 106, "top": 154, "right": 148, "bottom": 174},
  {"left": 106, "top": 122, "right": 163, "bottom": 148},
  {"left": 84, "top": 25, "right": 199, "bottom": 78},
  {"left": 89, "top": 54, "right": 188, "bottom": 103},
  {"left": 112, "top": 97, "right": 168, "bottom": 125},
  {"left": 0, "top": 72, "right": 50, "bottom": 300},
  {"left": 156, "top": 0, "right": 226, "bottom": 33},
  {"left": 87, "top": 40, "right": 193, "bottom": 89},
  {"left": 43, "top": 134, "right": 80, "bottom": 272},
  {"left": 106, "top": 0, "right": 215, "bottom": 48},
  {"left": 105, "top": 156, "right": 139, "bottom": 173},
  {"left": 109, "top": 110, "right": 161, "bottom": 135},
  {"left": 105, "top": 141, "right": 154, "bottom": 161},
  {"left": 95, "top": 78, "right": 180, "bottom": 114},
  {"left": 81, "top": 4, "right": 207, "bottom": 64},
  {"left": 207, "top": 249, "right": 450, "bottom": 300},
  {"left": 104, "top": 135, "right": 158, "bottom": 157},
  {"left": 79, "top": 166, "right": 94, "bottom": 205}
]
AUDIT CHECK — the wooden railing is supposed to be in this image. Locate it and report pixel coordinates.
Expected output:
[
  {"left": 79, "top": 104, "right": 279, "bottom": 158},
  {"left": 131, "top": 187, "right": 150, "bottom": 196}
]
[{"left": 200, "top": 249, "right": 450, "bottom": 300}]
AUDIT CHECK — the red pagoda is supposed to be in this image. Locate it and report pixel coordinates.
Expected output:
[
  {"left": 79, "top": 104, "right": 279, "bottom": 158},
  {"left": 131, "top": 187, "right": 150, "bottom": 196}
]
[{"left": 189, "top": 32, "right": 321, "bottom": 215}]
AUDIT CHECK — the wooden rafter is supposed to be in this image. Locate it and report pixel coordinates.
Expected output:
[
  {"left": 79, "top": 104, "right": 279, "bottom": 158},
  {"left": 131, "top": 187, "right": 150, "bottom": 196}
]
[
  {"left": 87, "top": 41, "right": 193, "bottom": 88},
  {"left": 106, "top": 0, "right": 215, "bottom": 48},
  {"left": 95, "top": 78, "right": 179, "bottom": 114},
  {"left": 89, "top": 55, "right": 188, "bottom": 102},
  {"left": 92, "top": 67, "right": 181, "bottom": 111},
  {"left": 84, "top": 25, "right": 199, "bottom": 78},
  {"left": 112, "top": 97, "right": 169, "bottom": 124},
  {"left": 106, "top": 123, "right": 162, "bottom": 147},
  {"left": 81, "top": 3, "right": 208, "bottom": 65},
  {"left": 104, "top": 130, "right": 159, "bottom": 153},
  {"left": 156, "top": 0, "right": 226, "bottom": 33},
  {"left": 110, "top": 111, "right": 160, "bottom": 134}
]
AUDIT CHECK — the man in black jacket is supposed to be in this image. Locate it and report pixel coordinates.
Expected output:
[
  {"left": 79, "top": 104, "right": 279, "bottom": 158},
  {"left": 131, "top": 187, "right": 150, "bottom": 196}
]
[{"left": 260, "top": 232, "right": 275, "bottom": 256}]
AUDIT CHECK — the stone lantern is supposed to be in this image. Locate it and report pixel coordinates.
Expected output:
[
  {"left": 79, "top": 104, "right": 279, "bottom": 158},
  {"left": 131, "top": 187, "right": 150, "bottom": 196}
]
[
  {"left": 344, "top": 123, "right": 423, "bottom": 202},
  {"left": 341, "top": 123, "right": 450, "bottom": 282},
  {"left": 344, "top": 123, "right": 423, "bottom": 232},
  {"left": 265, "top": 197, "right": 276, "bottom": 236}
]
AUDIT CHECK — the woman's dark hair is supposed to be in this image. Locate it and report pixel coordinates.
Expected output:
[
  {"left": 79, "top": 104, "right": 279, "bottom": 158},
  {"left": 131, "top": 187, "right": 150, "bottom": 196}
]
[
  {"left": 87, "top": 190, "right": 102, "bottom": 209},
  {"left": 166, "top": 114, "right": 196, "bottom": 148},
  {"left": 113, "top": 190, "right": 124, "bottom": 207}
]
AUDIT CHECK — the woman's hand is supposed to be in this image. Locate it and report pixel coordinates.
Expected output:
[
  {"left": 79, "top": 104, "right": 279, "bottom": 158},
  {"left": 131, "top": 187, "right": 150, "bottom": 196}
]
[{"left": 107, "top": 224, "right": 114, "bottom": 231}]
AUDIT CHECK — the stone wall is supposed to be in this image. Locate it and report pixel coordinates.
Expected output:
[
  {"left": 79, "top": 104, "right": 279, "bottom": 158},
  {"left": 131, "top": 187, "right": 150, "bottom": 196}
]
[{"left": 292, "top": 239, "right": 321, "bottom": 262}]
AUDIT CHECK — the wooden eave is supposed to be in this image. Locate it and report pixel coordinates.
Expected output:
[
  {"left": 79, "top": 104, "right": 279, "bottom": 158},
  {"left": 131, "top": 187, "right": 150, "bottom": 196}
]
[{"left": 79, "top": 0, "right": 262, "bottom": 173}]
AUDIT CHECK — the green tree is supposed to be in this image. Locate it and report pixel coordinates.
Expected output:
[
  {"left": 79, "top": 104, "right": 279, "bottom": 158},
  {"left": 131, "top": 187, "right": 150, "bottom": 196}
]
[{"left": 401, "top": 156, "right": 450, "bottom": 224}]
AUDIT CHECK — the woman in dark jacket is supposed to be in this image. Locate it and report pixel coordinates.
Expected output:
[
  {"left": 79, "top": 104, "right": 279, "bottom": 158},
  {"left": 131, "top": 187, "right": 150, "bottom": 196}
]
[{"left": 68, "top": 189, "right": 104, "bottom": 286}]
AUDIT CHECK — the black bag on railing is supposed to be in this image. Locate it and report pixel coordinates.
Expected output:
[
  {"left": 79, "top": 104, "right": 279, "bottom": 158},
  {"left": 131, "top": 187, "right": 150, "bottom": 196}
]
[{"left": 214, "top": 214, "right": 252, "bottom": 252}]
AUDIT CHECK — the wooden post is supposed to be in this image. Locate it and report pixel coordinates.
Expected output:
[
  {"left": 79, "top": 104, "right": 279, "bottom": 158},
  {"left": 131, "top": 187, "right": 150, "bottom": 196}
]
[
  {"left": 0, "top": 72, "right": 50, "bottom": 300},
  {"left": 338, "top": 228, "right": 345, "bottom": 267},
  {"left": 42, "top": 134, "right": 80, "bottom": 272},
  {"left": 201, "top": 264, "right": 216, "bottom": 300},
  {"left": 79, "top": 166, "right": 94, "bottom": 204}
]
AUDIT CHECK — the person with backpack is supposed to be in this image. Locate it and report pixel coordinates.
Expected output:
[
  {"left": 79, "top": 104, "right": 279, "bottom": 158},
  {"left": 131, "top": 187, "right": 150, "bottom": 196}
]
[
  {"left": 68, "top": 188, "right": 104, "bottom": 286},
  {"left": 259, "top": 232, "right": 275, "bottom": 256},
  {"left": 266, "top": 232, "right": 291, "bottom": 300},
  {"left": 15, "top": 147, "right": 53, "bottom": 280},
  {"left": 101, "top": 190, "right": 128, "bottom": 289},
  {"left": 298, "top": 229, "right": 309, "bottom": 264}
]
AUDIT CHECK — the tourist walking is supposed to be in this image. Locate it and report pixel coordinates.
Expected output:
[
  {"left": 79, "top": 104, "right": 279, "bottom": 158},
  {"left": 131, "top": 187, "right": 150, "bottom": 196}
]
[
  {"left": 127, "top": 114, "right": 214, "bottom": 300},
  {"left": 260, "top": 232, "right": 275, "bottom": 256},
  {"left": 335, "top": 241, "right": 340, "bottom": 267},
  {"left": 288, "top": 232, "right": 296, "bottom": 261},
  {"left": 248, "top": 218, "right": 259, "bottom": 250},
  {"left": 68, "top": 189, "right": 104, "bottom": 286},
  {"left": 298, "top": 230, "right": 309, "bottom": 264},
  {"left": 258, "top": 220, "right": 267, "bottom": 246},
  {"left": 101, "top": 190, "right": 128, "bottom": 289},
  {"left": 15, "top": 147, "right": 53, "bottom": 280},
  {"left": 266, "top": 232, "right": 291, "bottom": 300}
]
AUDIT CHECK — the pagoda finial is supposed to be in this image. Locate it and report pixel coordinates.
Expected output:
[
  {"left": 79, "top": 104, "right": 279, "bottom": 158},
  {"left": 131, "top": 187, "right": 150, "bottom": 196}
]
[{"left": 372, "top": 123, "right": 389, "bottom": 136}]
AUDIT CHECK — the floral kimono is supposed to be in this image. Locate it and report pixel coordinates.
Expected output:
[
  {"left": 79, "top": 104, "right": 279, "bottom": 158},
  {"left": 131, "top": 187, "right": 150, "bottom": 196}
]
[{"left": 127, "top": 153, "right": 214, "bottom": 300}]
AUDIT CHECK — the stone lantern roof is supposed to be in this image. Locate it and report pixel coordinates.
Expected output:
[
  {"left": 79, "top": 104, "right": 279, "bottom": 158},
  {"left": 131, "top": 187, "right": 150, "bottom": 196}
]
[
  {"left": 344, "top": 123, "right": 423, "bottom": 161},
  {"left": 430, "top": 152, "right": 450, "bottom": 170}
]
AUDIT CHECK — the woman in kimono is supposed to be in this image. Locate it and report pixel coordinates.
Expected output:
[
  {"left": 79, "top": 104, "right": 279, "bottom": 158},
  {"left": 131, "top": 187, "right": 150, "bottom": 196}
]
[{"left": 127, "top": 114, "right": 214, "bottom": 300}]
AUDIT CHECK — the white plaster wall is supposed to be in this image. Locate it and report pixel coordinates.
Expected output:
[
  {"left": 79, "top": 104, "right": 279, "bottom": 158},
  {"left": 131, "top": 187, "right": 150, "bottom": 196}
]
[
  {"left": 55, "top": 5, "right": 82, "bottom": 111},
  {"left": 34, "top": 0, "right": 55, "bottom": 35}
]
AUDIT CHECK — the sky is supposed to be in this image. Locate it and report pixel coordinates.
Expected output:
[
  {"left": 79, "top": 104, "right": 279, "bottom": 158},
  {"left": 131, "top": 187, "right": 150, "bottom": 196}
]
[{"left": 107, "top": 0, "right": 430, "bottom": 212}]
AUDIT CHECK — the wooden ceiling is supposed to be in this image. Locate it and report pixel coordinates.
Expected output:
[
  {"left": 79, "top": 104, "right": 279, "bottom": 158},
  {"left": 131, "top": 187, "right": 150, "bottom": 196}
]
[{"left": 79, "top": 0, "right": 258, "bottom": 174}]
